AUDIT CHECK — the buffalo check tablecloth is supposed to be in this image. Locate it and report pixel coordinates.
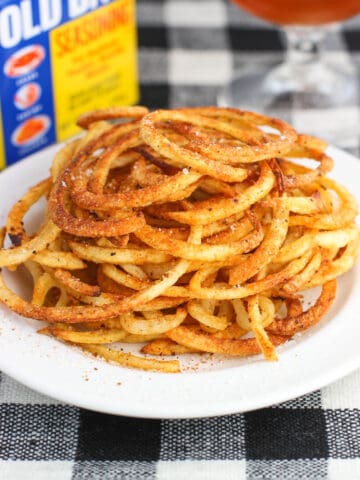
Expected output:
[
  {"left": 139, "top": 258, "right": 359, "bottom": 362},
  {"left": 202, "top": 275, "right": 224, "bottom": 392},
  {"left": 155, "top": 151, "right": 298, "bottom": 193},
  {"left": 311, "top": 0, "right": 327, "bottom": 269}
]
[{"left": 1, "top": 1, "right": 360, "bottom": 479}]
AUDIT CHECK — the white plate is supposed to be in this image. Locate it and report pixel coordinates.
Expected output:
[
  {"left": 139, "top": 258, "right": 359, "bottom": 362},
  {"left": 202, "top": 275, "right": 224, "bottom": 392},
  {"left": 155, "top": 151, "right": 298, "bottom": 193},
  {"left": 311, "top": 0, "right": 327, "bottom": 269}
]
[{"left": 0, "top": 144, "right": 359, "bottom": 419}]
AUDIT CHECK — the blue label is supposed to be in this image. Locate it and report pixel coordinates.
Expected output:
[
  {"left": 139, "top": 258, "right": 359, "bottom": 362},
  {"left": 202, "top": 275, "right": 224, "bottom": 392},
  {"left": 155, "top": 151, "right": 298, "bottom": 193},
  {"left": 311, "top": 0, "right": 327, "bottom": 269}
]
[
  {"left": 0, "top": 0, "right": 116, "bottom": 166},
  {"left": 1, "top": 32, "right": 55, "bottom": 165}
]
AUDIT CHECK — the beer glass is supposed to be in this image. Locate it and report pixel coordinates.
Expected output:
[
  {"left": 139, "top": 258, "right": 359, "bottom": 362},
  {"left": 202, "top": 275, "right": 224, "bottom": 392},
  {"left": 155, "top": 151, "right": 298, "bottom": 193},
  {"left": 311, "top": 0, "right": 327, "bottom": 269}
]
[{"left": 218, "top": 0, "right": 360, "bottom": 148}]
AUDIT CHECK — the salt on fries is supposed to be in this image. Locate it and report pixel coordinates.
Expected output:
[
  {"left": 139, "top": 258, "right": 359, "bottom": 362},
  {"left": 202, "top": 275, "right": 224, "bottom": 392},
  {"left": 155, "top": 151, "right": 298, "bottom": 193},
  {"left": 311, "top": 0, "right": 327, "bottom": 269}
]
[{"left": 0, "top": 106, "right": 358, "bottom": 373}]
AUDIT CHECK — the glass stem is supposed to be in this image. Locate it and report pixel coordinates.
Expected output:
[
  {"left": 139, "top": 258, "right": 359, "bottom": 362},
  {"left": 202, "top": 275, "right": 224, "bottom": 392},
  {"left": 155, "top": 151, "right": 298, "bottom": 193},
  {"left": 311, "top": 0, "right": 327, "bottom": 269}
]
[{"left": 283, "top": 27, "right": 326, "bottom": 68}]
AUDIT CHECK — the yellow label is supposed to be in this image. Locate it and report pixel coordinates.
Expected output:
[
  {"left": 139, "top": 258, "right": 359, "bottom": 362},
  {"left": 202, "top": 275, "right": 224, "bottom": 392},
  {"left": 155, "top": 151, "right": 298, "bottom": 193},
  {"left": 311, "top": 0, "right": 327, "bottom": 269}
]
[
  {"left": 0, "top": 107, "right": 5, "bottom": 170},
  {"left": 50, "top": 0, "right": 138, "bottom": 142}
]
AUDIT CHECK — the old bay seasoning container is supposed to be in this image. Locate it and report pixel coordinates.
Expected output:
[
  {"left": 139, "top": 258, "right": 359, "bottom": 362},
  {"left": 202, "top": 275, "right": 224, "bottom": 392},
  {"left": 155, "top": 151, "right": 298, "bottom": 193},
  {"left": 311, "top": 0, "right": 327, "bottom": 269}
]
[{"left": 0, "top": 0, "right": 138, "bottom": 167}]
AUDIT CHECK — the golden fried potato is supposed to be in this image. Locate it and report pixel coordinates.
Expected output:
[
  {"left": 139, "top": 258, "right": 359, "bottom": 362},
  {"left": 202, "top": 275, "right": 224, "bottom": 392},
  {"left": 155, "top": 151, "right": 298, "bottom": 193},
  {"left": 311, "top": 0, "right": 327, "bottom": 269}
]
[{"left": 0, "top": 105, "right": 358, "bottom": 372}]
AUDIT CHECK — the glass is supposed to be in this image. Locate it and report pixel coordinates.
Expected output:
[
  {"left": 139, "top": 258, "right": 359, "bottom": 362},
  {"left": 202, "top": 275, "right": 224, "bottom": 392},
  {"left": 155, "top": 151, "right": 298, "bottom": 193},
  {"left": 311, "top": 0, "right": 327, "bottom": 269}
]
[{"left": 218, "top": 0, "right": 360, "bottom": 150}]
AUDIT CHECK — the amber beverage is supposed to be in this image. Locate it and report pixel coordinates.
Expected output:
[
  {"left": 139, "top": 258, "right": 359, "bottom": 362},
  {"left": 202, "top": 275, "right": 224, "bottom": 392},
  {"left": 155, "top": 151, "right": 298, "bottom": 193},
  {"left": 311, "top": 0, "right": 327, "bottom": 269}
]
[
  {"left": 220, "top": 0, "right": 360, "bottom": 148},
  {"left": 232, "top": 0, "right": 360, "bottom": 25}
]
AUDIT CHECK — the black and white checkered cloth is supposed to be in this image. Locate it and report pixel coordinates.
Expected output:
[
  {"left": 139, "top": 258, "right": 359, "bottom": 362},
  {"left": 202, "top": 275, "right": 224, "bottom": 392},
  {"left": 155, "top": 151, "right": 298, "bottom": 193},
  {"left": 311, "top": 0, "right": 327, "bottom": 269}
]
[{"left": 1, "top": 1, "right": 360, "bottom": 479}]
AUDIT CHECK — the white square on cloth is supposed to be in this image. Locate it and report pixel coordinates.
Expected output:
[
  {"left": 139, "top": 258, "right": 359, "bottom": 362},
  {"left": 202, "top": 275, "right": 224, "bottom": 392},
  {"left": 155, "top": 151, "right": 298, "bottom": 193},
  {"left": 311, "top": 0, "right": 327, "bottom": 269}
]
[
  {"left": 0, "top": 460, "right": 73, "bottom": 480},
  {"left": 156, "top": 460, "right": 246, "bottom": 480},
  {"left": 328, "top": 459, "right": 360, "bottom": 480},
  {"left": 322, "top": 369, "right": 360, "bottom": 410},
  {"left": 164, "top": 1, "right": 227, "bottom": 27},
  {"left": 169, "top": 50, "right": 232, "bottom": 85}
]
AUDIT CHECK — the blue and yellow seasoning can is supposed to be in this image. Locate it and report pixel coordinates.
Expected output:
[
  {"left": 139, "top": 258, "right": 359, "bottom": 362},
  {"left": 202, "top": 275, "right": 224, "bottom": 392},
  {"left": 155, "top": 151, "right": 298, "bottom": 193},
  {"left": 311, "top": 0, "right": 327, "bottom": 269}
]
[{"left": 0, "top": 0, "right": 139, "bottom": 167}]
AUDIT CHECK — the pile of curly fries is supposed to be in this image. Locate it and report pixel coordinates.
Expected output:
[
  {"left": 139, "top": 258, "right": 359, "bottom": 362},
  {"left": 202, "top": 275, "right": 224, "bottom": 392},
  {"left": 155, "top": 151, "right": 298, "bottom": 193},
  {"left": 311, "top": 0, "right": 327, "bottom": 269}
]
[{"left": 0, "top": 106, "right": 358, "bottom": 373}]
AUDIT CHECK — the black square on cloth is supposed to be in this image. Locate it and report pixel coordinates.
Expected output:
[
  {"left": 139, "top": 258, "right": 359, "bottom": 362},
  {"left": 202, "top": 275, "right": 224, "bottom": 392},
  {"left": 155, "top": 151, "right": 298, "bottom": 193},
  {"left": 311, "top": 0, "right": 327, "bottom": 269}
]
[
  {"left": 344, "top": 30, "right": 360, "bottom": 51},
  {"left": 138, "top": 26, "right": 168, "bottom": 49},
  {"left": 76, "top": 411, "right": 161, "bottom": 461},
  {"left": 245, "top": 408, "right": 328, "bottom": 460},
  {"left": 228, "top": 27, "right": 282, "bottom": 51},
  {"left": 140, "top": 84, "right": 169, "bottom": 110}
]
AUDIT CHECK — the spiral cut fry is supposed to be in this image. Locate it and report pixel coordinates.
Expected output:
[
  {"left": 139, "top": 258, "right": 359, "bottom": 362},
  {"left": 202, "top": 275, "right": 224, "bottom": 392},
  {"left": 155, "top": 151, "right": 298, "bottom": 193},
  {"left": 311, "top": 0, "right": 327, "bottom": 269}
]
[{"left": 0, "top": 106, "right": 359, "bottom": 373}]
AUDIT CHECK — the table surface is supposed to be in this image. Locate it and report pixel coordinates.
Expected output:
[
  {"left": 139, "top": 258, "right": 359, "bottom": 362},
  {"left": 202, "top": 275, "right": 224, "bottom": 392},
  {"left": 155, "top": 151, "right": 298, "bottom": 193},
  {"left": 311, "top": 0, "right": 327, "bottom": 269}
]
[{"left": 1, "top": 1, "right": 360, "bottom": 479}]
